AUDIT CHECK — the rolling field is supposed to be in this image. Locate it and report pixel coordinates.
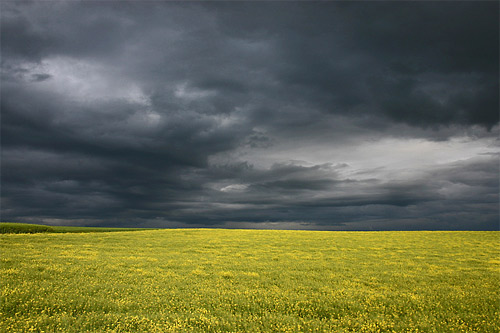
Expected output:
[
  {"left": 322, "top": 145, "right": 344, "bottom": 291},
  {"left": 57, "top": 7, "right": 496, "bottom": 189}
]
[{"left": 1, "top": 229, "right": 499, "bottom": 332}]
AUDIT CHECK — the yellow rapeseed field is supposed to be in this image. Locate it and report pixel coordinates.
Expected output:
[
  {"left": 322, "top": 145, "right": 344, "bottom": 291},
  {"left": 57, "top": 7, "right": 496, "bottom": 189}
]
[{"left": 1, "top": 229, "right": 498, "bottom": 332}]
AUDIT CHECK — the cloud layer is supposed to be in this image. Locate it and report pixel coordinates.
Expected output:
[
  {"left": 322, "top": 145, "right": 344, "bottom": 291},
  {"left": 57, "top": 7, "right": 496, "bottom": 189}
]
[{"left": 1, "top": 1, "right": 498, "bottom": 229}]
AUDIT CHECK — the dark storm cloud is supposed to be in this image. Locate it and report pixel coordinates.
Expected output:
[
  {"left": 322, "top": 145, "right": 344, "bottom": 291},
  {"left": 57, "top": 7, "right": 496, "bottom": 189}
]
[
  {"left": 1, "top": 1, "right": 498, "bottom": 229},
  {"left": 204, "top": 1, "right": 499, "bottom": 128},
  {"left": 185, "top": 156, "right": 498, "bottom": 230}
]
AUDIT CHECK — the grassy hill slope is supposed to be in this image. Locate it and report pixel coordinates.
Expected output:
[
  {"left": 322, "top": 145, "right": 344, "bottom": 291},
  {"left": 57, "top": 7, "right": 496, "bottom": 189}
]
[{"left": 0, "top": 222, "right": 154, "bottom": 234}]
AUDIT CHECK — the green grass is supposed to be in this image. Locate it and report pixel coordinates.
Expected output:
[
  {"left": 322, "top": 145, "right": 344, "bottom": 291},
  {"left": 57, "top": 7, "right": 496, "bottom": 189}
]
[
  {"left": 0, "top": 222, "right": 153, "bottom": 234},
  {"left": 1, "top": 229, "right": 499, "bottom": 332},
  {"left": 0, "top": 223, "right": 56, "bottom": 234}
]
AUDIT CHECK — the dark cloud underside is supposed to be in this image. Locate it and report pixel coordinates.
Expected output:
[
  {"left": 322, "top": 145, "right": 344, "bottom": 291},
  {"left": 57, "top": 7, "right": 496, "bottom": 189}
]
[{"left": 1, "top": 1, "right": 498, "bottom": 230}]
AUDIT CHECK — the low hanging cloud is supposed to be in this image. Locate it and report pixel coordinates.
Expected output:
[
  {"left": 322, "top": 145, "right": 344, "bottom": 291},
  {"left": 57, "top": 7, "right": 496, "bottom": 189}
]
[{"left": 1, "top": 1, "right": 498, "bottom": 230}]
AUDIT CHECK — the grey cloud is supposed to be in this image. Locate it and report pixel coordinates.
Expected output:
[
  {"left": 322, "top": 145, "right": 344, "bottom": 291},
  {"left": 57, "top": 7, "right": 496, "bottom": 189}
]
[
  {"left": 1, "top": 1, "right": 498, "bottom": 229},
  {"left": 204, "top": 2, "right": 498, "bottom": 128},
  {"left": 30, "top": 73, "right": 51, "bottom": 82}
]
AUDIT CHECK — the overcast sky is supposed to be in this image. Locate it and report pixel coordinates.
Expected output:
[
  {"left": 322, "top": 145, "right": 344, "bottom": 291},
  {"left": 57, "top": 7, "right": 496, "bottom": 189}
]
[{"left": 1, "top": 1, "right": 498, "bottom": 230}]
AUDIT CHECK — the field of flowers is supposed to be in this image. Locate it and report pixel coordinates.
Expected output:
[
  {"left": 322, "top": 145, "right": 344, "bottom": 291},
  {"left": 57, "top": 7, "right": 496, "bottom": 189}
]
[{"left": 1, "top": 229, "right": 498, "bottom": 332}]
